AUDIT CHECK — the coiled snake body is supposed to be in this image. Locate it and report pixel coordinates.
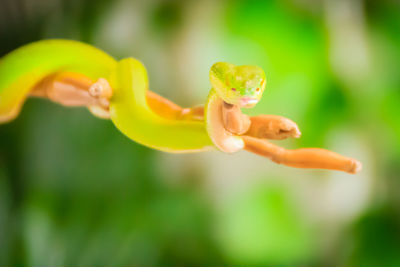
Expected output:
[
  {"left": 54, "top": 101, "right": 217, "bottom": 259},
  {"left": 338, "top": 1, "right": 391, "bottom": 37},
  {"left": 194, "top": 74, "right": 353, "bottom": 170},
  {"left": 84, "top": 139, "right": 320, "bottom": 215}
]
[{"left": 0, "top": 40, "right": 362, "bottom": 174}]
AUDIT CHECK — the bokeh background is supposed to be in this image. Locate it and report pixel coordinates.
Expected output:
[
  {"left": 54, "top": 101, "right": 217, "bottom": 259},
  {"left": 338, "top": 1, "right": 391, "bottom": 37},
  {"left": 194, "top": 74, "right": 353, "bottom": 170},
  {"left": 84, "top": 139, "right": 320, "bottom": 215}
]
[{"left": 1, "top": 0, "right": 400, "bottom": 265}]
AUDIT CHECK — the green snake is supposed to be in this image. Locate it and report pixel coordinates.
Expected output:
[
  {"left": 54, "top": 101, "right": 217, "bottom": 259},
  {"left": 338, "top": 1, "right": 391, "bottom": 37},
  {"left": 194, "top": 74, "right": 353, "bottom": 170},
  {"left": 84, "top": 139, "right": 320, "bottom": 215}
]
[{"left": 0, "top": 39, "right": 265, "bottom": 153}]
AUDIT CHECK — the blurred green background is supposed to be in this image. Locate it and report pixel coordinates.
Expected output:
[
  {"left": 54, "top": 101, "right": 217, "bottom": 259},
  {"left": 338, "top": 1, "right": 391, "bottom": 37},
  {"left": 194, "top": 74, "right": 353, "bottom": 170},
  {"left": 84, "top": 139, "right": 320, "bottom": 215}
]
[{"left": 1, "top": 0, "right": 400, "bottom": 266}]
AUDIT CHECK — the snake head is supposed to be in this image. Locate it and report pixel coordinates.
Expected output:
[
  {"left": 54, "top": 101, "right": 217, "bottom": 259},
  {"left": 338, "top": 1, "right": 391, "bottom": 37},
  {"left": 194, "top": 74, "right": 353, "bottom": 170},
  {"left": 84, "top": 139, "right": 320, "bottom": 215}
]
[{"left": 210, "top": 62, "right": 266, "bottom": 108}]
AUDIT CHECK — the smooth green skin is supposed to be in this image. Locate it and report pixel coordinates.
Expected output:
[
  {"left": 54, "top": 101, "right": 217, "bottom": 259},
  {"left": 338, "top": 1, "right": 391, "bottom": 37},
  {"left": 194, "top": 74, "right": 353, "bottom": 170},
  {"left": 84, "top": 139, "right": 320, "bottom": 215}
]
[
  {"left": 209, "top": 62, "right": 266, "bottom": 107},
  {"left": 0, "top": 40, "right": 117, "bottom": 119},
  {"left": 0, "top": 40, "right": 265, "bottom": 153},
  {"left": 109, "top": 58, "right": 213, "bottom": 152},
  {"left": 0, "top": 39, "right": 213, "bottom": 152}
]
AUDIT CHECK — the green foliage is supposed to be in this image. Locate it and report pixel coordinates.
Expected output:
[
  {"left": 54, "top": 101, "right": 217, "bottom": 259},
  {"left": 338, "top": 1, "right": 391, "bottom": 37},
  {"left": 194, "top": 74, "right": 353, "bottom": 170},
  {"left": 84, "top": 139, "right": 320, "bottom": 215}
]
[{"left": 216, "top": 184, "right": 314, "bottom": 265}]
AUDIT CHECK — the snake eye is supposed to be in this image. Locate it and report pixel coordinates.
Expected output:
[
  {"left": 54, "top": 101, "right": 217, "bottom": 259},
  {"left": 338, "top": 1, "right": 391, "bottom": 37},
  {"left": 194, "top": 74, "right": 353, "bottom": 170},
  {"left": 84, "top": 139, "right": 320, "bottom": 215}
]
[{"left": 231, "top": 88, "right": 236, "bottom": 91}]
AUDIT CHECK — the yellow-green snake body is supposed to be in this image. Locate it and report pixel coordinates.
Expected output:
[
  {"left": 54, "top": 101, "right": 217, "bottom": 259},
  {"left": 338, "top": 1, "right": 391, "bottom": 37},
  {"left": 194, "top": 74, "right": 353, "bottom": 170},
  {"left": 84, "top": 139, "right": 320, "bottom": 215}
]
[
  {"left": 0, "top": 40, "right": 213, "bottom": 152},
  {"left": 0, "top": 40, "right": 266, "bottom": 153}
]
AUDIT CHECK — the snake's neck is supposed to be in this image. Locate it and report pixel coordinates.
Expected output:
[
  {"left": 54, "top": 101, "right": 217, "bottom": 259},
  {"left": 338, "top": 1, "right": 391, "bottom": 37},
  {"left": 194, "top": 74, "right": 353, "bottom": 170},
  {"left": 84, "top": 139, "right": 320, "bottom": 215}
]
[{"left": 205, "top": 88, "right": 244, "bottom": 153}]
